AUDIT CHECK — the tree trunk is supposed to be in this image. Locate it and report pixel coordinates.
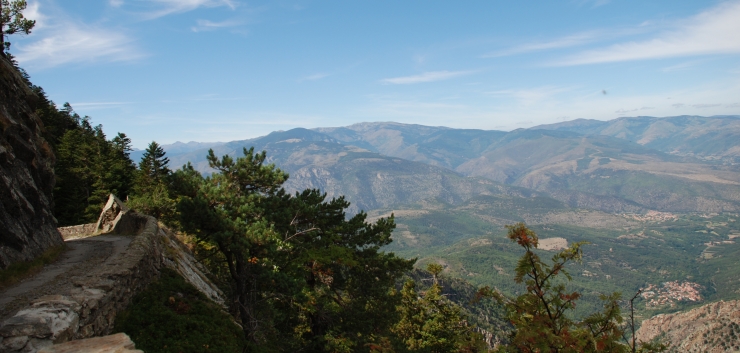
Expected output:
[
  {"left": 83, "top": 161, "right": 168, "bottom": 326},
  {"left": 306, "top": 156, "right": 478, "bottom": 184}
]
[{"left": 1, "top": 0, "right": 5, "bottom": 56}]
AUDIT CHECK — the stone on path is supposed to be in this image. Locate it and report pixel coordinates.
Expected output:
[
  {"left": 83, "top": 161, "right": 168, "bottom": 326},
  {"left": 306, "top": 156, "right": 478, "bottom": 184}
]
[{"left": 37, "top": 333, "right": 142, "bottom": 353}]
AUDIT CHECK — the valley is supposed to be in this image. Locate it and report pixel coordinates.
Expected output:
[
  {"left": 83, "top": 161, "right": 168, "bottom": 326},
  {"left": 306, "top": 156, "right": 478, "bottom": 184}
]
[{"left": 162, "top": 116, "right": 740, "bottom": 321}]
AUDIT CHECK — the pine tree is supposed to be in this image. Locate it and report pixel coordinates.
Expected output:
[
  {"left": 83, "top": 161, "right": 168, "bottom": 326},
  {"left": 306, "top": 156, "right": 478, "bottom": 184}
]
[
  {"left": 138, "top": 141, "right": 170, "bottom": 186},
  {"left": 1, "top": 0, "right": 35, "bottom": 54},
  {"left": 52, "top": 106, "right": 136, "bottom": 225},
  {"left": 127, "top": 141, "right": 176, "bottom": 222},
  {"left": 176, "top": 148, "right": 415, "bottom": 351},
  {"left": 478, "top": 223, "right": 666, "bottom": 353},
  {"left": 391, "top": 263, "right": 486, "bottom": 353}
]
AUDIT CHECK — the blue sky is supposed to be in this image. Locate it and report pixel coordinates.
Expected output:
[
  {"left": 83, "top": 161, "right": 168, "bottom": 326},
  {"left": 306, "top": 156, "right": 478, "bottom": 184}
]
[{"left": 9, "top": 0, "right": 740, "bottom": 148}]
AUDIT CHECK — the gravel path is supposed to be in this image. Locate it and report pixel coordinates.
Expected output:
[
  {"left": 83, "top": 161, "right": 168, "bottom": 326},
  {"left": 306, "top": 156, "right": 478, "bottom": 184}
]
[{"left": 0, "top": 235, "right": 132, "bottom": 322}]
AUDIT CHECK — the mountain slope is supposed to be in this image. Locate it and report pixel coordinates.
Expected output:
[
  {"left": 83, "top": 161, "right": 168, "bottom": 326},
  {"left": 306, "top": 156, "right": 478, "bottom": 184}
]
[
  {"left": 168, "top": 128, "right": 537, "bottom": 214},
  {"left": 318, "top": 123, "right": 740, "bottom": 212},
  {"left": 636, "top": 299, "right": 740, "bottom": 352},
  {"left": 315, "top": 122, "right": 506, "bottom": 170},
  {"left": 456, "top": 129, "right": 740, "bottom": 212},
  {"left": 533, "top": 115, "right": 740, "bottom": 161},
  {"left": 170, "top": 121, "right": 740, "bottom": 213}
]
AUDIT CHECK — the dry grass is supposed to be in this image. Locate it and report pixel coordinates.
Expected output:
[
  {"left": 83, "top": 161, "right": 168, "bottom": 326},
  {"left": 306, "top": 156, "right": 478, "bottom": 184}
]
[{"left": 0, "top": 244, "right": 67, "bottom": 290}]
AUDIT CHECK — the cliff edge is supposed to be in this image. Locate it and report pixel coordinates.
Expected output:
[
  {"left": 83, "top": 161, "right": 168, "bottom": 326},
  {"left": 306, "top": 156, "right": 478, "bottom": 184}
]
[
  {"left": 0, "top": 56, "right": 62, "bottom": 269},
  {"left": 637, "top": 299, "right": 740, "bottom": 352}
]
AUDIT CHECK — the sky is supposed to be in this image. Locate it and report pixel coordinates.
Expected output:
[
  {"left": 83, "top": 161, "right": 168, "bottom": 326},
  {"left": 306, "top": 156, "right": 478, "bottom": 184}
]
[{"left": 8, "top": 0, "right": 740, "bottom": 148}]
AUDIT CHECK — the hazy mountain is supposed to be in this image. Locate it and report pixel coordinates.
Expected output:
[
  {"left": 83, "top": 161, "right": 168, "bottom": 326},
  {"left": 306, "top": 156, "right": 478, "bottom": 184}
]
[
  {"left": 455, "top": 129, "right": 740, "bottom": 212},
  {"left": 315, "top": 122, "right": 506, "bottom": 170},
  {"left": 130, "top": 141, "right": 225, "bottom": 163},
  {"left": 168, "top": 128, "right": 538, "bottom": 214},
  {"left": 319, "top": 122, "right": 740, "bottom": 212},
  {"left": 532, "top": 115, "right": 740, "bottom": 161},
  {"left": 168, "top": 118, "right": 740, "bottom": 213}
]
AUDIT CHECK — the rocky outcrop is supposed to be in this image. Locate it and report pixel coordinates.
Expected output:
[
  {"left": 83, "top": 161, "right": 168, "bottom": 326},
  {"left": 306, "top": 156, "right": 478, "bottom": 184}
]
[
  {"left": 636, "top": 300, "right": 740, "bottom": 352},
  {"left": 94, "top": 195, "right": 144, "bottom": 235},
  {"left": 0, "top": 56, "right": 62, "bottom": 269},
  {"left": 38, "top": 333, "right": 142, "bottom": 353}
]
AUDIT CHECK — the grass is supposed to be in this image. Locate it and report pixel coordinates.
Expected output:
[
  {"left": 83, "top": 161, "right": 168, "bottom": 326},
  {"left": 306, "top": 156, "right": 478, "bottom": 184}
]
[
  {"left": 0, "top": 244, "right": 67, "bottom": 290},
  {"left": 114, "top": 268, "right": 246, "bottom": 353}
]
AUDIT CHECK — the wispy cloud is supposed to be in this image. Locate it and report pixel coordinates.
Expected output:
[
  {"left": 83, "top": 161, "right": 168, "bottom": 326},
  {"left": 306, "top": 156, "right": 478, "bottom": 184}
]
[
  {"left": 614, "top": 106, "right": 654, "bottom": 114},
  {"left": 380, "top": 70, "right": 474, "bottom": 85},
  {"left": 22, "top": 1, "right": 45, "bottom": 28},
  {"left": 191, "top": 19, "right": 242, "bottom": 32},
  {"left": 661, "top": 60, "right": 701, "bottom": 72},
  {"left": 15, "top": 15, "right": 143, "bottom": 69},
  {"left": 692, "top": 103, "right": 721, "bottom": 109},
  {"left": 672, "top": 103, "right": 724, "bottom": 109},
  {"left": 140, "top": 0, "right": 237, "bottom": 19},
  {"left": 481, "top": 33, "right": 597, "bottom": 58},
  {"left": 554, "top": 1, "right": 740, "bottom": 65},
  {"left": 301, "top": 72, "right": 330, "bottom": 81},
  {"left": 70, "top": 102, "right": 131, "bottom": 110},
  {"left": 487, "top": 86, "right": 573, "bottom": 105}
]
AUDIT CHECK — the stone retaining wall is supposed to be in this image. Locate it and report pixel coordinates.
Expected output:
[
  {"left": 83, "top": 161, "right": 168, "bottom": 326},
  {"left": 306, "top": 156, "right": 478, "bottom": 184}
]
[{"left": 0, "top": 195, "right": 224, "bottom": 352}]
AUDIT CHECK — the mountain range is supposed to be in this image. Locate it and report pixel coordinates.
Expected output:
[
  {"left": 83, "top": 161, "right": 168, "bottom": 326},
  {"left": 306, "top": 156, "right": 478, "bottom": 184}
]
[
  {"left": 155, "top": 115, "right": 740, "bottom": 327},
  {"left": 165, "top": 116, "right": 740, "bottom": 215}
]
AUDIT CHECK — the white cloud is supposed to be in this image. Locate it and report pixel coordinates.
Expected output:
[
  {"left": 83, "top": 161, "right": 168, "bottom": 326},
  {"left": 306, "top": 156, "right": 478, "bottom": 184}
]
[
  {"left": 555, "top": 1, "right": 740, "bottom": 65},
  {"left": 191, "top": 19, "right": 241, "bottom": 32},
  {"left": 481, "top": 33, "right": 597, "bottom": 58},
  {"left": 14, "top": 4, "right": 143, "bottom": 69},
  {"left": 661, "top": 60, "right": 701, "bottom": 72},
  {"left": 22, "top": 1, "right": 45, "bottom": 29},
  {"left": 109, "top": 0, "right": 124, "bottom": 8},
  {"left": 70, "top": 102, "right": 131, "bottom": 110},
  {"left": 16, "top": 26, "right": 142, "bottom": 68},
  {"left": 614, "top": 106, "right": 654, "bottom": 114},
  {"left": 380, "top": 70, "right": 474, "bottom": 85},
  {"left": 142, "top": 0, "right": 237, "bottom": 19}
]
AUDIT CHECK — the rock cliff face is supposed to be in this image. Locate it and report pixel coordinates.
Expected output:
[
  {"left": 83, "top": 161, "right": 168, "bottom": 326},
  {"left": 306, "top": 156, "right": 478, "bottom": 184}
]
[
  {"left": 0, "top": 57, "right": 62, "bottom": 269},
  {"left": 636, "top": 300, "right": 740, "bottom": 352}
]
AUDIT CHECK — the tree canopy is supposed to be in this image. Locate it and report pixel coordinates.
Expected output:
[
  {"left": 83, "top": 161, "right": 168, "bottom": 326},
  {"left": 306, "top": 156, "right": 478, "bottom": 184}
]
[
  {"left": 1, "top": 0, "right": 35, "bottom": 53},
  {"left": 176, "top": 148, "right": 420, "bottom": 352}
]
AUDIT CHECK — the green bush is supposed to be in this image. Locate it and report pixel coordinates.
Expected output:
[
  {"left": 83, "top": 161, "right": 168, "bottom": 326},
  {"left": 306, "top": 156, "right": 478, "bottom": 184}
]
[{"left": 114, "top": 268, "right": 246, "bottom": 353}]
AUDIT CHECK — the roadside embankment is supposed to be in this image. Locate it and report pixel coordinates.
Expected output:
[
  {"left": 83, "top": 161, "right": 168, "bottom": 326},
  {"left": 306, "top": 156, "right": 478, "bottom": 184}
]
[{"left": 0, "top": 195, "right": 224, "bottom": 353}]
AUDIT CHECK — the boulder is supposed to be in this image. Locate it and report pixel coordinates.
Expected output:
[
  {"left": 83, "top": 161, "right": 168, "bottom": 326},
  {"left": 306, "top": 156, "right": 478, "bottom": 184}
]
[
  {"left": 0, "top": 296, "right": 80, "bottom": 343},
  {"left": 94, "top": 195, "right": 145, "bottom": 235},
  {"left": 37, "top": 333, "right": 142, "bottom": 353}
]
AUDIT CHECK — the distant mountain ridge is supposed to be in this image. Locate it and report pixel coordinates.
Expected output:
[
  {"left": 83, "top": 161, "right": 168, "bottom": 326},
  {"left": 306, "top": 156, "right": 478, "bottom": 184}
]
[
  {"left": 167, "top": 116, "right": 740, "bottom": 214},
  {"left": 532, "top": 115, "right": 740, "bottom": 162},
  {"left": 130, "top": 141, "right": 225, "bottom": 163},
  {"left": 169, "top": 128, "right": 539, "bottom": 215}
]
